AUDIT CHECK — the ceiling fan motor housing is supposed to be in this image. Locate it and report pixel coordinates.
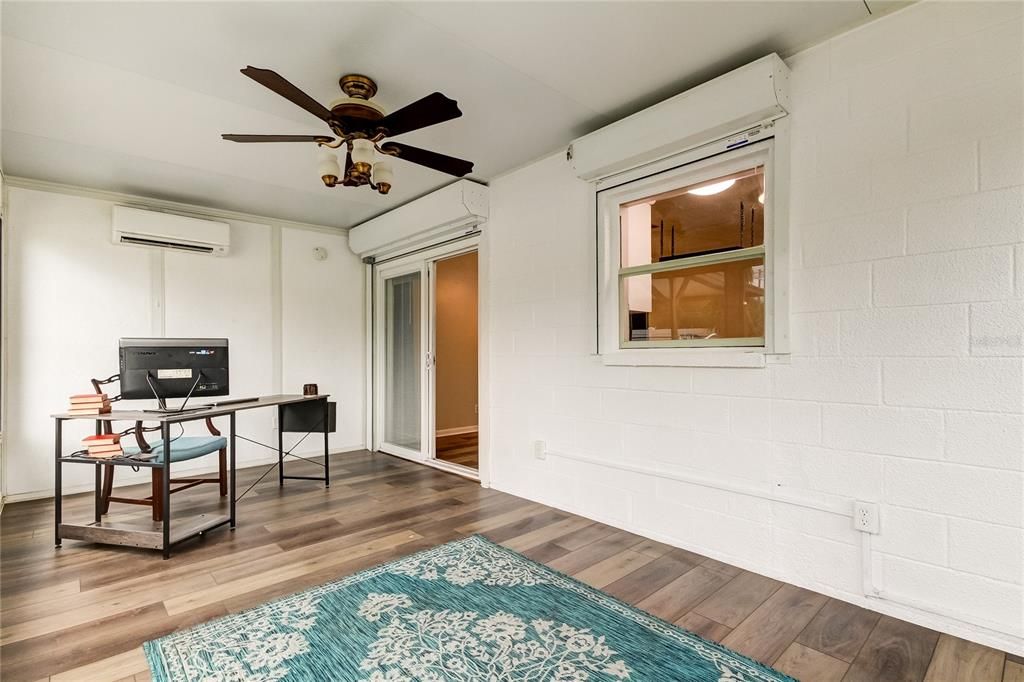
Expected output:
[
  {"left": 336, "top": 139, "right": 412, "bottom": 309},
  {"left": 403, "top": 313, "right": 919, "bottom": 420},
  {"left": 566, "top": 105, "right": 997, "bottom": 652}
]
[{"left": 330, "top": 74, "right": 385, "bottom": 121}]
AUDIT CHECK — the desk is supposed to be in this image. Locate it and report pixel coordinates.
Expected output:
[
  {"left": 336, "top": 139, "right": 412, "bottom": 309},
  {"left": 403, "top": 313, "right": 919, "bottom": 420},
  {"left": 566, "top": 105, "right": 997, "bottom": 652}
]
[{"left": 51, "top": 394, "right": 330, "bottom": 558}]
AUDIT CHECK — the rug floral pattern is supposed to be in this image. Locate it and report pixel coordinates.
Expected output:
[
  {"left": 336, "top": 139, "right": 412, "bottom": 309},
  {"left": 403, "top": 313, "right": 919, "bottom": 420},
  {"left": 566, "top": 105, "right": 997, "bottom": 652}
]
[
  {"left": 357, "top": 593, "right": 631, "bottom": 681},
  {"left": 145, "top": 535, "right": 795, "bottom": 682}
]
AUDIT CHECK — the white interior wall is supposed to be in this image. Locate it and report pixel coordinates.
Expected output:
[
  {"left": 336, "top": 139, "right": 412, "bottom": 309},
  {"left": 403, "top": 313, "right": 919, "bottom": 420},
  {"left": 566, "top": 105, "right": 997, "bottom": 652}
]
[
  {"left": 281, "top": 226, "right": 365, "bottom": 449},
  {"left": 485, "top": 1, "right": 1023, "bottom": 652},
  {"left": 3, "top": 184, "right": 364, "bottom": 499},
  {"left": 164, "top": 219, "right": 277, "bottom": 460}
]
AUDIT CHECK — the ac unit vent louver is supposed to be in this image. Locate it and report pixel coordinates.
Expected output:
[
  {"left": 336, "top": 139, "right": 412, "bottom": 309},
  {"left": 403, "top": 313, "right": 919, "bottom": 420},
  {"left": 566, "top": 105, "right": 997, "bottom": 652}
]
[
  {"left": 112, "top": 206, "right": 230, "bottom": 257},
  {"left": 118, "top": 235, "right": 216, "bottom": 254}
]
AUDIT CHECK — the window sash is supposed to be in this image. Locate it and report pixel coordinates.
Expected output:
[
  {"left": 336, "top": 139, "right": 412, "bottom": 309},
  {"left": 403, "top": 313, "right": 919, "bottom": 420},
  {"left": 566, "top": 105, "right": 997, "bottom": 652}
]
[
  {"left": 617, "top": 244, "right": 765, "bottom": 278},
  {"left": 613, "top": 165, "right": 769, "bottom": 348},
  {"left": 617, "top": 253, "right": 767, "bottom": 348},
  {"left": 596, "top": 135, "right": 783, "bottom": 356},
  {"left": 620, "top": 336, "right": 766, "bottom": 349}
]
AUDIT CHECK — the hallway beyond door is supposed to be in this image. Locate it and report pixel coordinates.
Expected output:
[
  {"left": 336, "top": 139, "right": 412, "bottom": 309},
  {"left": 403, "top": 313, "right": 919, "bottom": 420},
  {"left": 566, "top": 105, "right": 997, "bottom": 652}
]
[{"left": 432, "top": 250, "right": 479, "bottom": 473}]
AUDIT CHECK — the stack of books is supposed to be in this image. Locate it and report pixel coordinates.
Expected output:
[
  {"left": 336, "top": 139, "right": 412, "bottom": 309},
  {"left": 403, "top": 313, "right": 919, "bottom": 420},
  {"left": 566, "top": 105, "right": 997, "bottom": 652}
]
[
  {"left": 82, "top": 433, "right": 122, "bottom": 458},
  {"left": 67, "top": 393, "right": 112, "bottom": 416}
]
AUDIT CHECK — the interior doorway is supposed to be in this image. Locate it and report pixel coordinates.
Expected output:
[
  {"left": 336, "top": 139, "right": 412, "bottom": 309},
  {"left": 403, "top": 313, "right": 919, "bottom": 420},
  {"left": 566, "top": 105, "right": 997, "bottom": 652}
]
[{"left": 432, "top": 251, "right": 478, "bottom": 472}]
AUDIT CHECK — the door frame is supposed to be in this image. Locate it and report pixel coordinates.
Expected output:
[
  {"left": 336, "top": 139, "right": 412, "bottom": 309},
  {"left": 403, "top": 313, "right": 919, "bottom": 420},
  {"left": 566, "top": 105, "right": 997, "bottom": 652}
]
[
  {"left": 368, "top": 234, "right": 485, "bottom": 483},
  {"left": 373, "top": 257, "right": 429, "bottom": 462},
  {"left": 426, "top": 245, "right": 480, "bottom": 480}
]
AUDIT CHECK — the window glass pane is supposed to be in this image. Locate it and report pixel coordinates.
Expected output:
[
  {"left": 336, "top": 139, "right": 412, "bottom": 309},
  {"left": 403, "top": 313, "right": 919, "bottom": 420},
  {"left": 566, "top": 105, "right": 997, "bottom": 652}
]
[
  {"left": 384, "top": 271, "right": 421, "bottom": 450},
  {"left": 620, "top": 165, "right": 764, "bottom": 267},
  {"left": 623, "top": 257, "right": 765, "bottom": 342}
]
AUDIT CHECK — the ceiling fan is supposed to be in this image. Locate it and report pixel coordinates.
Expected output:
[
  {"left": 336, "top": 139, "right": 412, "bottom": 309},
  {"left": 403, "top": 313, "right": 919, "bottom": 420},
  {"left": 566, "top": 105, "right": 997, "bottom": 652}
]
[{"left": 222, "top": 67, "right": 474, "bottom": 195}]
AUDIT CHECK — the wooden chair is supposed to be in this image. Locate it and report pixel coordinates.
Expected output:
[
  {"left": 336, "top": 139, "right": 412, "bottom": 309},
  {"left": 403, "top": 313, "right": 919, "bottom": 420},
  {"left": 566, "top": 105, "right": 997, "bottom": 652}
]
[{"left": 92, "top": 375, "right": 228, "bottom": 522}]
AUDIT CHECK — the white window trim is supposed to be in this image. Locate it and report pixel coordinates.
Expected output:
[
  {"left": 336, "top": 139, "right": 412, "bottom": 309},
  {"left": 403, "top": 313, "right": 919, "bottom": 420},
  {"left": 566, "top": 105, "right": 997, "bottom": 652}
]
[{"left": 596, "top": 123, "right": 790, "bottom": 368}]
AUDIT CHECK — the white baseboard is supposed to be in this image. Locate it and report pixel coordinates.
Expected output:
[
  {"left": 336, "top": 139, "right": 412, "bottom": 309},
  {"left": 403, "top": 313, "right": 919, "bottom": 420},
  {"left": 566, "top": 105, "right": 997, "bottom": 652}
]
[
  {"left": 3, "top": 444, "right": 366, "bottom": 503},
  {"left": 436, "top": 426, "right": 479, "bottom": 437}
]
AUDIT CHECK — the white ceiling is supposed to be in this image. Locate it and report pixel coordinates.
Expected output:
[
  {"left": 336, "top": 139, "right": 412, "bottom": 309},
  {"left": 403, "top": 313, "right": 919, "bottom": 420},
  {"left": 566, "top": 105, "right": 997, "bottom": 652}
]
[{"left": 1, "top": 1, "right": 900, "bottom": 229}]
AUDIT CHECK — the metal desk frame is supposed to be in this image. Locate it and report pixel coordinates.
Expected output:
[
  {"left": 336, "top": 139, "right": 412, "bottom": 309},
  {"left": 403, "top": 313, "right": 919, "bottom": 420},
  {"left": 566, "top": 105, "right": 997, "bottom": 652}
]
[{"left": 53, "top": 394, "right": 330, "bottom": 559}]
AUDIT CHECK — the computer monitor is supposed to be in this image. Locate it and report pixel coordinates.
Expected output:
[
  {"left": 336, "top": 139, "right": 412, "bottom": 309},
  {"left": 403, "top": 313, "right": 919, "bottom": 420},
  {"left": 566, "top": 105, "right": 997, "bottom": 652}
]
[{"left": 119, "top": 338, "right": 229, "bottom": 410}]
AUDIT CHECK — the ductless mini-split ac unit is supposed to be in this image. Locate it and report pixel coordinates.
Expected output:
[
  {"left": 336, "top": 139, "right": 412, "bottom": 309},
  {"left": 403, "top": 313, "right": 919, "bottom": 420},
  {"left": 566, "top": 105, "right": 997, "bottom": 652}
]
[{"left": 112, "top": 205, "right": 230, "bottom": 256}]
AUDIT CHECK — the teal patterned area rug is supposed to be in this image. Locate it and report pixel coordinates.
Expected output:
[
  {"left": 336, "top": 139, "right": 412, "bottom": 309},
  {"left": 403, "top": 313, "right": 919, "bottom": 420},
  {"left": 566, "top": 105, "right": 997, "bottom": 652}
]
[{"left": 145, "top": 535, "right": 795, "bottom": 681}]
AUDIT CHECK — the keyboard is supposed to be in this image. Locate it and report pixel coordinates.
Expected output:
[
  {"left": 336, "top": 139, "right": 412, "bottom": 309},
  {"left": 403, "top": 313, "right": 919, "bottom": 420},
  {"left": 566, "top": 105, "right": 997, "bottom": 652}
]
[
  {"left": 210, "top": 397, "right": 259, "bottom": 407},
  {"left": 141, "top": 405, "right": 213, "bottom": 414}
]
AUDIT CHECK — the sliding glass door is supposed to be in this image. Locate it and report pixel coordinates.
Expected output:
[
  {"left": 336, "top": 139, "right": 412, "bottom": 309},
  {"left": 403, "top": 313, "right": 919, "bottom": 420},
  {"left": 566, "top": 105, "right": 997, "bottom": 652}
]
[
  {"left": 372, "top": 237, "right": 481, "bottom": 477},
  {"left": 376, "top": 263, "right": 427, "bottom": 460}
]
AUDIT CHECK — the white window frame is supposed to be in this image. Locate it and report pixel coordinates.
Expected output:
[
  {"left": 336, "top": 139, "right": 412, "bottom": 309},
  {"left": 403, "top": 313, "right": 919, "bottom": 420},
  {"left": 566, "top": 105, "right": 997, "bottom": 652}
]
[{"left": 596, "top": 126, "right": 790, "bottom": 368}]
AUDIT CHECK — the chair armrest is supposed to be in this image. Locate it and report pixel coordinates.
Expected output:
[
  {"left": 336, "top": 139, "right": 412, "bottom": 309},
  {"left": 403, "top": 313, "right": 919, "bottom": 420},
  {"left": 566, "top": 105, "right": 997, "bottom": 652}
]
[
  {"left": 134, "top": 422, "right": 151, "bottom": 453},
  {"left": 205, "top": 417, "right": 221, "bottom": 436},
  {"left": 131, "top": 423, "right": 172, "bottom": 453}
]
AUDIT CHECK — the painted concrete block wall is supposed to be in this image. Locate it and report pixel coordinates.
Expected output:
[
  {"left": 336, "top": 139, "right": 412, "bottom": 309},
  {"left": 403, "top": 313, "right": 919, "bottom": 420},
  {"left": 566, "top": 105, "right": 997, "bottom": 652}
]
[
  {"left": 3, "top": 186, "right": 365, "bottom": 498},
  {"left": 485, "top": 1, "right": 1023, "bottom": 651}
]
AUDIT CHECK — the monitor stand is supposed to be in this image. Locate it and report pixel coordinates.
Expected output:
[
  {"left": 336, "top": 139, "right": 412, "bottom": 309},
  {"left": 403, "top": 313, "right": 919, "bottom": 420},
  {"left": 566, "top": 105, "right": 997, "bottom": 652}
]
[{"left": 142, "top": 372, "right": 213, "bottom": 414}]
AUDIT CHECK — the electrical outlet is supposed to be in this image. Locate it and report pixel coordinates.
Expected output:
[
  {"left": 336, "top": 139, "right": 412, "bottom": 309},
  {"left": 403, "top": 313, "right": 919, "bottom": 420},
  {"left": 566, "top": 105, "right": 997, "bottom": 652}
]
[
  {"left": 533, "top": 440, "right": 546, "bottom": 460},
  {"left": 853, "top": 501, "right": 880, "bottom": 534}
]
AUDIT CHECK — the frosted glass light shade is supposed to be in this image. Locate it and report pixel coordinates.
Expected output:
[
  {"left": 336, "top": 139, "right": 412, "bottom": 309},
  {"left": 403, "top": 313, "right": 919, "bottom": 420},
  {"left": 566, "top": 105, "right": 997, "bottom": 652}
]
[
  {"left": 351, "top": 138, "right": 375, "bottom": 165},
  {"left": 373, "top": 161, "right": 394, "bottom": 186},
  {"left": 318, "top": 149, "right": 340, "bottom": 177}
]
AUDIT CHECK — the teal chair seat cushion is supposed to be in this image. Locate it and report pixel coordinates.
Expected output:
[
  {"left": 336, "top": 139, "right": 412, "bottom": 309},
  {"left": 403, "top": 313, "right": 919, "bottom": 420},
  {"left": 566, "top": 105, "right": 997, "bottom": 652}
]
[{"left": 123, "top": 436, "right": 227, "bottom": 463}]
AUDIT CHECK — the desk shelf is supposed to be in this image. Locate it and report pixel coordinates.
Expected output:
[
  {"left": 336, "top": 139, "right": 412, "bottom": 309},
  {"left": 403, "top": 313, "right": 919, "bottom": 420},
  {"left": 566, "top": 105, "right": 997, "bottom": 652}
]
[
  {"left": 53, "top": 393, "right": 331, "bottom": 558},
  {"left": 59, "top": 513, "right": 231, "bottom": 551},
  {"left": 58, "top": 456, "right": 164, "bottom": 468}
]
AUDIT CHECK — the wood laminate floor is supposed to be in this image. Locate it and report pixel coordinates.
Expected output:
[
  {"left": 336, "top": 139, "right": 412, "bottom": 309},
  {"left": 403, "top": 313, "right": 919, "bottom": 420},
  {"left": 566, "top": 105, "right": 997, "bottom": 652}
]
[
  {"left": 0, "top": 450, "right": 1018, "bottom": 681},
  {"left": 435, "top": 432, "right": 478, "bottom": 470}
]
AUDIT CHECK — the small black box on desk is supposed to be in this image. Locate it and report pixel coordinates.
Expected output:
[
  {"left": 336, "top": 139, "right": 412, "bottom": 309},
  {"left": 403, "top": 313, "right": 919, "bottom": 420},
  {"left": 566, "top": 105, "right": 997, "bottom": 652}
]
[{"left": 281, "top": 401, "right": 336, "bottom": 433}]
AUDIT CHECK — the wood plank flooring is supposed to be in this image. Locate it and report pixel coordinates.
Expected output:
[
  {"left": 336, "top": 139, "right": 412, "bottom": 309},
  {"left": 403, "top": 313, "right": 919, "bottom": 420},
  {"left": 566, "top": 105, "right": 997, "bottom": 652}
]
[
  {"left": 0, "top": 450, "right": 1016, "bottom": 681},
  {"left": 435, "top": 431, "right": 478, "bottom": 469}
]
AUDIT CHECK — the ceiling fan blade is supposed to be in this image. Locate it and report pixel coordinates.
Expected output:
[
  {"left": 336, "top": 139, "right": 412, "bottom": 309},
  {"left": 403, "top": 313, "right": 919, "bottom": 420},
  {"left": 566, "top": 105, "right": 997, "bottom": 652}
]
[
  {"left": 376, "top": 92, "right": 462, "bottom": 137},
  {"left": 380, "top": 142, "right": 473, "bottom": 177},
  {"left": 240, "top": 66, "right": 333, "bottom": 123},
  {"left": 222, "top": 134, "right": 334, "bottom": 143}
]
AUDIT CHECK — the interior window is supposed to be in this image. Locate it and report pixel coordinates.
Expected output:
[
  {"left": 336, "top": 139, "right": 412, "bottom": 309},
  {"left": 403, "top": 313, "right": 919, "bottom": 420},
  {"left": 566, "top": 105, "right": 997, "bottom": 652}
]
[{"left": 611, "top": 152, "right": 769, "bottom": 348}]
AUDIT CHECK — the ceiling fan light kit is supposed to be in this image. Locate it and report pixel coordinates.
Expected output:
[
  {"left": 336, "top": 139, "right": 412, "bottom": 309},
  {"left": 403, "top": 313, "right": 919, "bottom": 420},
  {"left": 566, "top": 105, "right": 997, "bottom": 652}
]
[
  {"left": 317, "top": 147, "right": 341, "bottom": 188},
  {"left": 222, "top": 68, "right": 474, "bottom": 195},
  {"left": 372, "top": 161, "right": 394, "bottom": 194}
]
